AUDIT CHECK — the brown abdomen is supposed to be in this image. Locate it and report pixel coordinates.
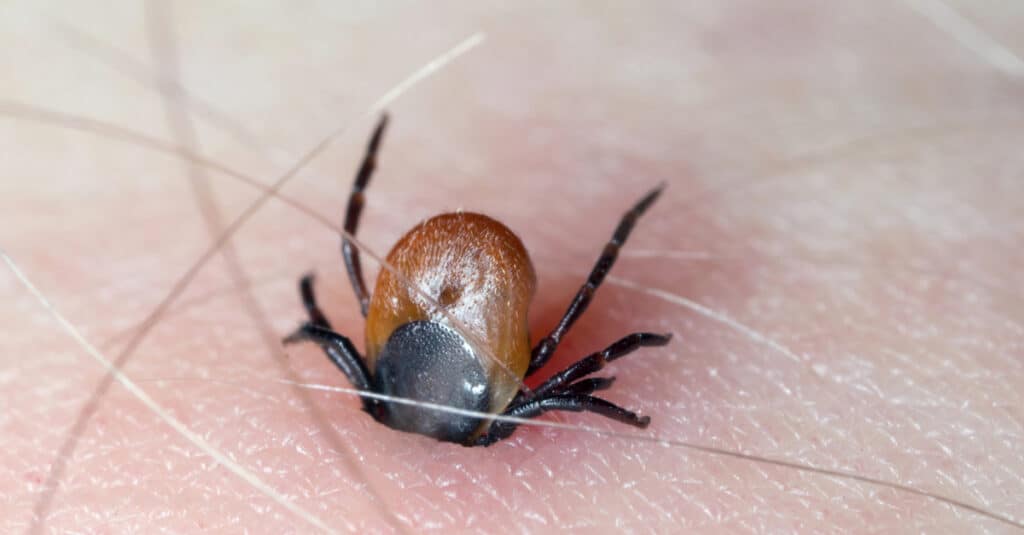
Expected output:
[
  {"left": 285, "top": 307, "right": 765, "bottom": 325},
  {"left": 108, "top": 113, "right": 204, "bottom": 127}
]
[{"left": 365, "top": 212, "right": 536, "bottom": 417}]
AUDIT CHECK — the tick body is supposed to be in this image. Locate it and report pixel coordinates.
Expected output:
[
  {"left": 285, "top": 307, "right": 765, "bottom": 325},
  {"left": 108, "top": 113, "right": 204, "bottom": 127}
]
[{"left": 284, "top": 115, "right": 671, "bottom": 446}]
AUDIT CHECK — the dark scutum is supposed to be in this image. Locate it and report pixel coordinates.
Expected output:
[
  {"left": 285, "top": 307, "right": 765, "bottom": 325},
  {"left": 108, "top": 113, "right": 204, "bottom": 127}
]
[{"left": 374, "top": 320, "right": 491, "bottom": 443}]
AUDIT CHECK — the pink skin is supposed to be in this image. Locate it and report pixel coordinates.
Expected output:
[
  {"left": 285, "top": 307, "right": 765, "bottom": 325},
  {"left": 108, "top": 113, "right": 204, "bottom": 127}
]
[{"left": 2, "top": 2, "right": 1023, "bottom": 533}]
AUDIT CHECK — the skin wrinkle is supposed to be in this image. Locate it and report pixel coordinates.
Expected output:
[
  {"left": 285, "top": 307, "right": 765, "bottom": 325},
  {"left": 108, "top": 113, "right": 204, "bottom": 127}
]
[
  {"left": 140, "top": 3, "right": 402, "bottom": 532},
  {"left": 671, "top": 174, "right": 1024, "bottom": 483},
  {"left": 15, "top": 98, "right": 348, "bottom": 527},
  {"left": 606, "top": 274, "right": 807, "bottom": 365},
  {"left": 262, "top": 377, "right": 1024, "bottom": 528},
  {"left": 2, "top": 2, "right": 1024, "bottom": 528},
  {"left": 53, "top": 19, "right": 268, "bottom": 158},
  {"left": 1, "top": 252, "right": 337, "bottom": 533}
]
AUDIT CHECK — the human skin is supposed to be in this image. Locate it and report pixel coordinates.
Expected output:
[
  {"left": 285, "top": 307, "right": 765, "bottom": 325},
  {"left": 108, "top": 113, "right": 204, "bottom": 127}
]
[{"left": 2, "top": 1, "right": 1023, "bottom": 533}]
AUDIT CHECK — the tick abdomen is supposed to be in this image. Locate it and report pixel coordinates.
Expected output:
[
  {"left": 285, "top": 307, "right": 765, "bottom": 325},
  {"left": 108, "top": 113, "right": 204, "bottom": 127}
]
[{"left": 364, "top": 212, "right": 537, "bottom": 434}]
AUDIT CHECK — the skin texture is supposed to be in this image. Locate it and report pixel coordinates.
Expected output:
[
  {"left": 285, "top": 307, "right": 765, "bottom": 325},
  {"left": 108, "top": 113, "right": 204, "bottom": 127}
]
[{"left": 1, "top": 1, "right": 1023, "bottom": 533}]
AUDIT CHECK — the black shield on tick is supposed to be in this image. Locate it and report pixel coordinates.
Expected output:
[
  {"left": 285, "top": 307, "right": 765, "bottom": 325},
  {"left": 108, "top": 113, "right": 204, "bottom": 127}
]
[{"left": 373, "top": 320, "right": 491, "bottom": 442}]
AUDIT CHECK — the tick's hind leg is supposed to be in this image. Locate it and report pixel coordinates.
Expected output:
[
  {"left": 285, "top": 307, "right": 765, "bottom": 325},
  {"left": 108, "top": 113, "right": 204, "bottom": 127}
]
[
  {"left": 478, "top": 331, "right": 670, "bottom": 446},
  {"left": 286, "top": 275, "right": 378, "bottom": 414},
  {"left": 342, "top": 114, "right": 389, "bottom": 317},
  {"left": 475, "top": 394, "right": 650, "bottom": 446},
  {"left": 532, "top": 331, "right": 671, "bottom": 398},
  {"left": 527, "top": 184, "right": 665, "bottom": 376},
  {"left": 298, "top": 273, "right": 332, "bottom": 329},
  {"left": 563, "top": 377, "right": 616, "bottom": 395},
  {"left": 283, "top": 323, "right": 378, "bottom": 414}
]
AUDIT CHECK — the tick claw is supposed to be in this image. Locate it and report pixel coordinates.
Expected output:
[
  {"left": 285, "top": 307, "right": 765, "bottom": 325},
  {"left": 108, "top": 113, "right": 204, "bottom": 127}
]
[{"left": 282, "top": 323, "right": 312, "bottom": 345}]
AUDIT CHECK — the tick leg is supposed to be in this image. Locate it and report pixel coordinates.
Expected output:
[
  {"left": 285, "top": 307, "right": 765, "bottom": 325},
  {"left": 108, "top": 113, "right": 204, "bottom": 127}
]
[
  {"left": 563, "top": 377, "right": 616, "bottom": 395},
  {"left": 283, "top": 323, "right": 377, "bottom": 413},
  {"left": 298, "top": 273, "right": 332, "bottom": 329},
  {"left": 532, "top": 332, "right": 671, "bottom": 399},
  {"left": 475, "top": 394, "right": 650, "bottom": 446},
  {"left": 342, "top": 113, "right": 389, "bottom": 317},
  {"left": 527, "top": 184, "right": 665, "bottom": 376},
  {"left": 508, "top": 377, "right": 615, "bottom": 402}
]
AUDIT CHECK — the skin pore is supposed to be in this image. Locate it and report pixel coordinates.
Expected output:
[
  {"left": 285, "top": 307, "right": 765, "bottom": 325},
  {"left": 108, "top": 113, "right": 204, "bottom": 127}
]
[{"left": 2, "top": 1, "right": 1023, "bottom": 533}]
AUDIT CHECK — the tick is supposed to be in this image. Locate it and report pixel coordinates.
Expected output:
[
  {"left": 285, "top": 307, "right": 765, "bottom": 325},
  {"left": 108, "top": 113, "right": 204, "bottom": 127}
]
[{"left": 283, "top": 114, "right": 671, "bottom": 446}]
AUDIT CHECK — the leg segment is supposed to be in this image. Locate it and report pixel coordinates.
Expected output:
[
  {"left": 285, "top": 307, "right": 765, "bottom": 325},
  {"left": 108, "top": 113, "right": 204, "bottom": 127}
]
[
  {"left": 283, "top": 323, "right": 377, "bottom": 413},
  {"left": 532, "top": 332, "right": 671, "bottom": 398},
  {"left": 342, "top": 114, "right": 389, "bottom": 317},
  {"left": 298, "top": 273, "right": 332, "bottom": 329},
  {"left": 476, "top": 394, "right": 650, "bottom": 446},
  {"left": 527, "top": 184, "right": 665, "bottom": 376},
  {"left": 563, "top": 377, "right": 616, "bottom": 395}
]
